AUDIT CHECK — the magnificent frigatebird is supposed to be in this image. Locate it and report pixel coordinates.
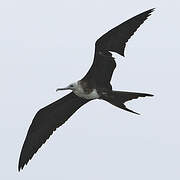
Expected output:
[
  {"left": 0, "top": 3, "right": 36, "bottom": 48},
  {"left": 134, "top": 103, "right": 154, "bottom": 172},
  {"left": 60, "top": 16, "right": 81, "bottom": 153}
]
[{"left": 18, "top": 8, "right": 154, "bottom": 171}]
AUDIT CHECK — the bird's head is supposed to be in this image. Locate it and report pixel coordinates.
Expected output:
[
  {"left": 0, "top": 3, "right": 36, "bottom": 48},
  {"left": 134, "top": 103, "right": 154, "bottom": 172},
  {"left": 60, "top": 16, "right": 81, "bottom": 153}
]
[{"left": 56, "top": 82, "right": 78, "bottom": 92}]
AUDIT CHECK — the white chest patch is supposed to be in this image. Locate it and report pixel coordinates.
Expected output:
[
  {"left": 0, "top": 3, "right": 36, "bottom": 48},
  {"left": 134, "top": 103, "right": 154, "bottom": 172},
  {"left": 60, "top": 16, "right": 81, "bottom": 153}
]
[{"left": 73, "top": 83, "right": 100, "bottom": 100}]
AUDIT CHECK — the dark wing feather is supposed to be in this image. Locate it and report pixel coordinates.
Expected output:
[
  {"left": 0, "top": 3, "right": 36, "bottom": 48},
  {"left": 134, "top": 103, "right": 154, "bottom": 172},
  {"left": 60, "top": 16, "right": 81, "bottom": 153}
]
[
  {"left": 18, "top": 92, "right": 89, "bottom": 171},
  {"left": 96, "top": 8, "right": 154, "bottom": 56},
  {"left": 83, "top": 50, "right": 116, "bottom": 88},
  {"left": 83, "top": 9, "right": 154, "bottom": 86}
]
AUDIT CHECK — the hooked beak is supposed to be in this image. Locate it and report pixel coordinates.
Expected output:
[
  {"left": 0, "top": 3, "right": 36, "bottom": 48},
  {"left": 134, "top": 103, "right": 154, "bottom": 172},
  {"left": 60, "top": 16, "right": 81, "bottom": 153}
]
[{"left": 56, "top": 86, "right": 70, "bottom": 91}]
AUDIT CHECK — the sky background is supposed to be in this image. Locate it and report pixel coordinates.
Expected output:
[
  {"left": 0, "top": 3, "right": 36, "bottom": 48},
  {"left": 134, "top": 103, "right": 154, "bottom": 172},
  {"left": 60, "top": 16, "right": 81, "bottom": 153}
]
[{"left": 0, "top": 0, "right": 180, "bottom": 179}]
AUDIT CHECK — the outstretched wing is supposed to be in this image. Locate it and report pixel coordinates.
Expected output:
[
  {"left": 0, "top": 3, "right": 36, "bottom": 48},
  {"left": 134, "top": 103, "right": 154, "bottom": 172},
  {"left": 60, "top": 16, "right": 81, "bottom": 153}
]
[
  {"left": 18, "top": 92, "right": 89, "bottom": 171},
  {"left": 83, "top": 9, "right": 154, "bottom": 87},
  {"left": 96, "top": 8, "right": 154, "bottom": 57},
  {"left": 83, "top": 50, "right": 116, "bottom": 89}
]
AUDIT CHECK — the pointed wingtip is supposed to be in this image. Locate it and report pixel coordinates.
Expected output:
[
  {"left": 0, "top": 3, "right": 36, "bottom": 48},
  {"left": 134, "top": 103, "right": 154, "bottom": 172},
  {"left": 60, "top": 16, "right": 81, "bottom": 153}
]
[
  {"left": 18, "top": 165, "right": 21, "bottom": 172},
  {"left": 147, "top": 8, "right": 156, "bottom": 16},
  {"left": 150, "top": 8, "right": 155, "bottom": 12},
  {"left": 141, "top": 8, "right": 155, "bottom": 19},
  {"left": 18, "top": 162, "right": 23, "bottom": 172},
  {"left": 146, "top": 8, "right": 155, "bottom": 14}
]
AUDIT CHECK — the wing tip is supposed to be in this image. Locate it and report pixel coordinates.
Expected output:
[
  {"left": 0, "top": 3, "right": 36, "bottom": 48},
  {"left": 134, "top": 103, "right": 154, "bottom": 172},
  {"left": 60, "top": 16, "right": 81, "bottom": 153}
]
[
  {"left": 18, "top": 154, "right": 23, "bottom": 171},
  {"left": 146, "top": 8, "right": 155, "bottom": 17},
  {"left": 18, "top": 157, "right": 27, "bottom": 172},
  {"left": 18, "top": 163, "right": 24, "bottom": 172},
  {"left": 18, "top": 167, "right": 22, "bottom": 172},
  {"left": 146, "top": 8, "right": 155, "bottom": 14},
  {"left": 18, "top": 155, "right": 32, "bottom": 171},
  {"left": 149, "top": 8, "right": 155, "bottom": 12},
  {"left": 18, "top": 166, "right": 21, "bottom": 172}
]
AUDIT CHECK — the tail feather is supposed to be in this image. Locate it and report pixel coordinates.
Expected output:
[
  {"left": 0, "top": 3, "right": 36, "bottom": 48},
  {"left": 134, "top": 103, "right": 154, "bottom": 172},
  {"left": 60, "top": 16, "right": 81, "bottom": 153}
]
[
  {"left": 102, "top": 90, "right": 153, "bottom": 115},
  {"left": 117, "top": 103, "right": 140, "bottom": 115}
]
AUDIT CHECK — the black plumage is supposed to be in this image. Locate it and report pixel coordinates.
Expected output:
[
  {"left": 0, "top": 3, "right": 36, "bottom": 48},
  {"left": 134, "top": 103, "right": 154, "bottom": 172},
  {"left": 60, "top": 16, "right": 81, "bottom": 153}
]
[
  {"left": 83, "top": 9, "right": 154, "bottom": 88},
  {"left": 18, "top": 8, "right": 154, "bottom": 171},
  {"left": 18, "top": 93, "right": 89, "bottom": 170}
]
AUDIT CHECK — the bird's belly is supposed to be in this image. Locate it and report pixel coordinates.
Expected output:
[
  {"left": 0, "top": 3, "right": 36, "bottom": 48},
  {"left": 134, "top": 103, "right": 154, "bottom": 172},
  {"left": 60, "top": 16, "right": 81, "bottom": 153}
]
[{"left": 74, "top": 89, "right": 100, "bottom": 100}]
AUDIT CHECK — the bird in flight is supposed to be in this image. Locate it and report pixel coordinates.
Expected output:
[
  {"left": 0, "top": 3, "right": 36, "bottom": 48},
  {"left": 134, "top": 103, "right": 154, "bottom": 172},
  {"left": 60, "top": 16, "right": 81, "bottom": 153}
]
[{"left": 18, "top": 8, "right": 154, "bottom": 171}]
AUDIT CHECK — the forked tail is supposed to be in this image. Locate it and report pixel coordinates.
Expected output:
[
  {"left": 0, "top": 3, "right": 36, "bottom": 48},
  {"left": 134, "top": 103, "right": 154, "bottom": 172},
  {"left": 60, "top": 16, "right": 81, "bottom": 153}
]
[{"left": 102, "top": 91, "right": 153, "bottom": 115}]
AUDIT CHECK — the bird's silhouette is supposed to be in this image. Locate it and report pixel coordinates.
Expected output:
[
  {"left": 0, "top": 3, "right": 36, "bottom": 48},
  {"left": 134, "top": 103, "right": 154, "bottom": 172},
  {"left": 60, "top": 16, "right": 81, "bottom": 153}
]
[{"left": 18, "top": 8, "right": 154, "bottom": 171}]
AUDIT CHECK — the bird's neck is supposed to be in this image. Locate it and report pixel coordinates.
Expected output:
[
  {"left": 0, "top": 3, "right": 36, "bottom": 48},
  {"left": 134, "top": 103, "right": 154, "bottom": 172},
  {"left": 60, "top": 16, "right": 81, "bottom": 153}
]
[{"left": 73, "top": 80, "right": 100, "bottom": 99}]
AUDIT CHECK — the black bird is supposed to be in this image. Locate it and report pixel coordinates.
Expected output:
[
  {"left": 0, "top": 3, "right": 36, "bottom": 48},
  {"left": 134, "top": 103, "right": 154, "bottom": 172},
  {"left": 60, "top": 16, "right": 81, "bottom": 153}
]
[{"left": 18, "top": 8, "right": 154, "bottom": 171}]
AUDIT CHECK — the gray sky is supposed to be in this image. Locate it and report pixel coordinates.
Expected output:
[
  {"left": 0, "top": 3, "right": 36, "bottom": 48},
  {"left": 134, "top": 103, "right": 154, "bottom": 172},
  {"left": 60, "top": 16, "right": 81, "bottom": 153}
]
[{"left": 1, "top": 0, "right": 180, "bottom": 179}]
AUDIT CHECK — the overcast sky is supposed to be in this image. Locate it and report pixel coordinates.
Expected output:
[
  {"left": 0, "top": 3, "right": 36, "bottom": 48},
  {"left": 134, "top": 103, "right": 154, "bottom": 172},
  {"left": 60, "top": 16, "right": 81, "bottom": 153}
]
[{"left": 0, "top": 0, "right": 180, "bottom": 179}]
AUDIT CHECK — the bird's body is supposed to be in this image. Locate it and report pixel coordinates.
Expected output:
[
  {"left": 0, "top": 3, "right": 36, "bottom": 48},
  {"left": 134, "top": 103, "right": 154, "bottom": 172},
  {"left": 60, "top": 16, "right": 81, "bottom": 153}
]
[
  {"left": 70, "top": 81, "right": 100, "bottom": 100},
  {"left": 18, "top": 8, "right": 155, "bottom": 171}
]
